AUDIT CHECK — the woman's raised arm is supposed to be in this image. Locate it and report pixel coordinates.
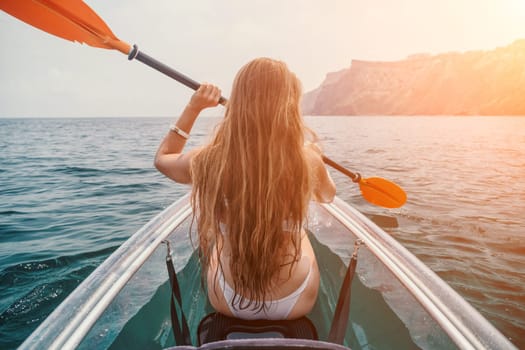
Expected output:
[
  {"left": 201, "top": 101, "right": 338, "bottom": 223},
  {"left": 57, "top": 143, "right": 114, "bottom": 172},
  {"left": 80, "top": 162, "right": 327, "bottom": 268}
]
[{"left": 154, "top": 83, "right": 221, "bottom": 184}]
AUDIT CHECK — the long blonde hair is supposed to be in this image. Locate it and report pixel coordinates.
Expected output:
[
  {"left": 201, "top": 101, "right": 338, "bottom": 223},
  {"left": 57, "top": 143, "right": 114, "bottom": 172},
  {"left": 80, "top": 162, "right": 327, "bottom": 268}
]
[{"left": 191, "top": 57, "right": 314, "bottom": 309}]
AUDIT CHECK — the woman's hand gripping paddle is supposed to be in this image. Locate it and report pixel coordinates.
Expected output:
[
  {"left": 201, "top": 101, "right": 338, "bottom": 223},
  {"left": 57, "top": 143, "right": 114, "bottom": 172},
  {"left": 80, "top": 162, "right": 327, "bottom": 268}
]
[{"left": 1, "top": 0, "right": 407, "bottom": 209}]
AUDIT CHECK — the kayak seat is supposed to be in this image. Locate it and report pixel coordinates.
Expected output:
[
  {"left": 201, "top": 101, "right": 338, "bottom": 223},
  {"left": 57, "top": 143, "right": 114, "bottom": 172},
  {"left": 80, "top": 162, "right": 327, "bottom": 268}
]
[{"left": 197, "top": 312, "right": 318, "bottom": 345}]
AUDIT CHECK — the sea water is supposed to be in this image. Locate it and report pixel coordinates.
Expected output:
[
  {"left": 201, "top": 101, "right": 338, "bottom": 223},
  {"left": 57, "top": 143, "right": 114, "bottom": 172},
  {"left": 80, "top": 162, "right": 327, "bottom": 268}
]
[{"left": 0, "top": 116, "right": 524, "bottom": 349}]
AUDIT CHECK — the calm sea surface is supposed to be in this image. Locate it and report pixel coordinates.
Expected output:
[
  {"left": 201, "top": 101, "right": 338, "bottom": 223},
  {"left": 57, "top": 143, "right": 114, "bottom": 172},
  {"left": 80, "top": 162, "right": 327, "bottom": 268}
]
[{"left": 0, "top": 116, "right": 524, "bottom": 348}]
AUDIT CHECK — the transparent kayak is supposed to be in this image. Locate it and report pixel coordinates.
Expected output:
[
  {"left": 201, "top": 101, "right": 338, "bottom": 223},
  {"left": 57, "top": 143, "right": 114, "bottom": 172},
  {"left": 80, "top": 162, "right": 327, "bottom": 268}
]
[{"left": 19, "top": 195, "right": 515, "bottom": 350}]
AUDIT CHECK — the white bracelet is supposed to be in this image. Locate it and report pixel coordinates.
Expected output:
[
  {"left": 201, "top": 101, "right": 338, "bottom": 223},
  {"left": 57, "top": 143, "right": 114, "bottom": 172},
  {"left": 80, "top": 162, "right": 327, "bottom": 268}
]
[{"left": 169, "top": 123, "right": 190, "bottom": 139}]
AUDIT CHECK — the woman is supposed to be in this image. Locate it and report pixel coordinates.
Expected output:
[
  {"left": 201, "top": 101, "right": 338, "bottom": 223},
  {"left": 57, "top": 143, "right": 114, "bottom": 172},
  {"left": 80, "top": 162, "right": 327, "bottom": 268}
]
[{"left": 155, "top": 58, "right": 336, "bottom": 320}]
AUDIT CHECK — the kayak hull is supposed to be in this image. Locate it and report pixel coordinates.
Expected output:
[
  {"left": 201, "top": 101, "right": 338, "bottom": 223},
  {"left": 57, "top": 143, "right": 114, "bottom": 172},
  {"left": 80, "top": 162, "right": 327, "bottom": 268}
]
[{"left": 19, "top": 195, "right": 516, "bottom": 350}]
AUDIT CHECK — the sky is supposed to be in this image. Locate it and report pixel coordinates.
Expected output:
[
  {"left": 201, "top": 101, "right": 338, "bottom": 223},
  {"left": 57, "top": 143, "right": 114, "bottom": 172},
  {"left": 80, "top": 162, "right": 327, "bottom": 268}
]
[{"left": 1, "top": 0, "right": 524, "bottom": 117}]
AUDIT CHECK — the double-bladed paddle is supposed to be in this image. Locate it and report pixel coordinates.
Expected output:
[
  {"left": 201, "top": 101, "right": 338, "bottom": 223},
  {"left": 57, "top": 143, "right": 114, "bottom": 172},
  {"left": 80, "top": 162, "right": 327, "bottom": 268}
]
[{"left": 0, "top": 0, "right": 407, "bottom": 209}]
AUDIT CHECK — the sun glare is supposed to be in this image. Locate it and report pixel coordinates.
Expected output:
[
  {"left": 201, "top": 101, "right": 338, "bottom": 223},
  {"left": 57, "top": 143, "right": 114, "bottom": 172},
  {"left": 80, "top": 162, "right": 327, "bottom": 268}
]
[{"left": 510, "top": 0, "right": 525, "bottom": 13}]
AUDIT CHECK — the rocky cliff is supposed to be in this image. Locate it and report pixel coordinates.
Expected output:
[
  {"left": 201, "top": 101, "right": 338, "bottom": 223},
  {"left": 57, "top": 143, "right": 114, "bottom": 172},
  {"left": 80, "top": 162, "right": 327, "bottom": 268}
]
[{"left": 302, "top": 39, "right": 525, "bottom": 115}]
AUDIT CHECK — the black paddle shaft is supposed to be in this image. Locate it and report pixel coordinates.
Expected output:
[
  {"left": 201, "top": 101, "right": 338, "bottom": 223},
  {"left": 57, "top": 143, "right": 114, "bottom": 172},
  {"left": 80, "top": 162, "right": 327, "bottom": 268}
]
[
  {"left": 322, "top": 156, "right": 361, "bottom": 183},
  {"left": 128, "top": 44, "right": 227, "bottom": 105}
]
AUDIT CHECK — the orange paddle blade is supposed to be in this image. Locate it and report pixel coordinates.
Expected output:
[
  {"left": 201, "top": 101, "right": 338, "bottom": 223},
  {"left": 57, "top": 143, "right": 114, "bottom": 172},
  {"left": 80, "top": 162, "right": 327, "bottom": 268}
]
[
  {"left": 359, "top": 177, "right": 407, "bottom": 209},
  {"left": 0, "top": 0, "right": 130, "bottom": 54},
  {"left": 322, "top": 155, "right": 407, "bottom": 208}
]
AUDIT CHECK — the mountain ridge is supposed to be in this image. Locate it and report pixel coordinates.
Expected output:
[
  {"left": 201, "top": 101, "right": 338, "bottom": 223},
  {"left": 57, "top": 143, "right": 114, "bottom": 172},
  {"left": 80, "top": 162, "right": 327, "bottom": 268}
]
[{"left": 302, "top": 39, "right": 525, "bottom": 116}]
